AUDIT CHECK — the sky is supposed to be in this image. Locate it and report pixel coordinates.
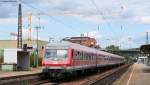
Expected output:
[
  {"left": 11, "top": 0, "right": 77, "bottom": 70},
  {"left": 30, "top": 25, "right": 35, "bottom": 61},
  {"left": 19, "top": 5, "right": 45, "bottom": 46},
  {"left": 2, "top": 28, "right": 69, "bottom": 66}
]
[{"left": 0, "top": 0, "right": 150, "bottom": 49}]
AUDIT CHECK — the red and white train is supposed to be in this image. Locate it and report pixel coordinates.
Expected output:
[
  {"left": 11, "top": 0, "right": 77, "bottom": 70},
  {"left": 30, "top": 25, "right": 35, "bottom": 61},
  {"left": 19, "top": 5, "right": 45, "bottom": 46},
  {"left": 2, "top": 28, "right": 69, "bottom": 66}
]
[{"left": 42, "top": 41, "right": 125, "bottom": 77}]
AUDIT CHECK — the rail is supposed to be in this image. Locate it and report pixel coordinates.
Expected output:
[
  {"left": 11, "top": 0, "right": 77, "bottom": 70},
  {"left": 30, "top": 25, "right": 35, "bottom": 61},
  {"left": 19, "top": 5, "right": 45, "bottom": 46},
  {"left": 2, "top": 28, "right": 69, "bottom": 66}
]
[
  {"left": 0, "top": 73, "right": 46, "bottom": 85},
  {"left": 0, "top": 64, "right": 131, "bottom": 85},
  {"left": 81, "top": 64, "right": 131, "bottom": 85}
]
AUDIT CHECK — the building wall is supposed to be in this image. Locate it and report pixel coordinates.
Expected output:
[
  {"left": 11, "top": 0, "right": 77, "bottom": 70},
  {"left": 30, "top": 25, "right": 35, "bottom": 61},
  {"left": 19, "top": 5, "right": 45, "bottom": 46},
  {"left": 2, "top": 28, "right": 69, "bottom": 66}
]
[
  {"left": 0, "top": 40, "right": 48, "bottom": 66},
  {"left": 0, "top": 40, "right": 48, "bottom": 49},
  {"left": 63, "top": 37, "right": 97, "bottom": 47}
]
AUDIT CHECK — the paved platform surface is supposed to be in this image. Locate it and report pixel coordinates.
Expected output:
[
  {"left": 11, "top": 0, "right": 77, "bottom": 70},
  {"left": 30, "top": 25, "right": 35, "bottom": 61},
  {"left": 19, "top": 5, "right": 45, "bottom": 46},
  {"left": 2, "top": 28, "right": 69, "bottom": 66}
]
[
  {"left": 113, "top": 63, "right": 150, "bottom": 85},
  {"left": 0, "top": 67, "right": 43, "bottom": 79}
]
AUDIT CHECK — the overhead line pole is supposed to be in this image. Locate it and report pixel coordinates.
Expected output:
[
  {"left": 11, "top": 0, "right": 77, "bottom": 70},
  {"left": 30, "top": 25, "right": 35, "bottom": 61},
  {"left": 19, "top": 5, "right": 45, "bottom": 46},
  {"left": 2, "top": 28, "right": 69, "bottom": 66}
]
[{"left": 17, "top": 3, "right": 22, "bottom": 48}]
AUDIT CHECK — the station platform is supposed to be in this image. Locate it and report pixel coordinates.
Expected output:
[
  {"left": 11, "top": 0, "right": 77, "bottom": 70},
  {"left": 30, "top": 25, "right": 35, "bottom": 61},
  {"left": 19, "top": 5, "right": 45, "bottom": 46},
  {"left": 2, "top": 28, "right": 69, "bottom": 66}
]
[
  {"left": 113, "top": 63, "right": 150, "bottom": 85},
  {"left": 0, "top": 67, "right": 43, "bottom": 79}
]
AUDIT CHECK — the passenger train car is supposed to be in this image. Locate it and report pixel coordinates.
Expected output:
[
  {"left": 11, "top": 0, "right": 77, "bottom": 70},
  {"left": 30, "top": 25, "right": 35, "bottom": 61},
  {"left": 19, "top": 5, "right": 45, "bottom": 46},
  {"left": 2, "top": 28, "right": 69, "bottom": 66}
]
[{"left": 42, "top": 41, "right": 125, "bottom": 77}]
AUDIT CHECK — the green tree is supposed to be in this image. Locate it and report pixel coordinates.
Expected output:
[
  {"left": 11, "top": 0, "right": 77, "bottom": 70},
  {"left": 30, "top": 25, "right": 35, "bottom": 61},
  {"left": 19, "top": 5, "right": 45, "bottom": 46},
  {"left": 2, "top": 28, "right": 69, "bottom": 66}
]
[{"left": 105, "top": 45, "right": 119, "bottom": 51}]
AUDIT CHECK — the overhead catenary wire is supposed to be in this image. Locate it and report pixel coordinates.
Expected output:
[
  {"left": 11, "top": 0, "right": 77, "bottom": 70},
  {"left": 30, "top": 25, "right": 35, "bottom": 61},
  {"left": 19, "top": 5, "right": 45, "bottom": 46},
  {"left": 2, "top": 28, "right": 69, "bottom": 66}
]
[
  {"left": 89, "top": 0, "right": 120, "bottom": 45},
  {"left": 89, "top": 0, "right": 117, "bottom": 34},
  {"left": 0, "top": 0, "right": 78, "bottom": 40},
  {"left": 21, "top": 1, "right": 82, "bottom": 37}
]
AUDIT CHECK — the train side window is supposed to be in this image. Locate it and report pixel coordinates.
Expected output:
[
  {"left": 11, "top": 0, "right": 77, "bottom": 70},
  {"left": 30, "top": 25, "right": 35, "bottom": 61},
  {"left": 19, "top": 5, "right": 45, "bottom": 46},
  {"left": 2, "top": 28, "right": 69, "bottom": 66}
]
[
  {"left": 78, "top": 52, "right": 82, "bottom": 60},
  {"left": 92, "top": 55, "right": 95, "bottom": 60},
  {"left": 73, "top": 50, "right": 77, "bottom": 60},
  {"left": 82, "top": 52, "right": 84, "bottom": 60},
  {"left": 89, "top": 55, "right": 93, "bottom": 60},
  {"left": 105, "top": 56, "right": 107, "bottom": 61},
  {"left": 83, "top": 52, "right": 86, "bottom": 60},
  {"left": 104, "top": 56, "right": 106, "bottom": 61},
  {"left": 78, "top": 52, "right": 80, "bottom": 60},
  {"left": 103, "top": 56, "right": 105, "bottom": 60},
  {"left": 98, "top": 55, "right": 100, "bottom": 60},
  {"left": 82, "top": 52, "right": 85, "bottom": 60},
  {"left": 95, "top": 55, "right": 97, "bottom": 60},
  {"left": 87, "top": 54, "right": 89, "bottom": 60},
  {"left": 100, "top": 55, "right": 102, "bottom": 60},
  {"left": 95, "top": 55, "right": 96, "bottom": 60},
  {"left": 76, "top": 51, "right": 79, "bottom": 60},
  {"left": 81, "top": 52, "right": 83, "bottom": 60},
  {"left": 72, "top": 50, "right": 75, "bottom": 60},
  {"left": 90, "top": 54, "right": 93, "bottom": 60},
  {"left": 86, "top": 54, "right": 88, "bottom": 60},
  {"left": 92, "top": 54, "right": 94, "bottom": 60},
  {"left": 102, "top": 56, "right": 104, "bottom": 60},
  {"left": 89, "top": 54, "right": 91, "bottom": 60}
]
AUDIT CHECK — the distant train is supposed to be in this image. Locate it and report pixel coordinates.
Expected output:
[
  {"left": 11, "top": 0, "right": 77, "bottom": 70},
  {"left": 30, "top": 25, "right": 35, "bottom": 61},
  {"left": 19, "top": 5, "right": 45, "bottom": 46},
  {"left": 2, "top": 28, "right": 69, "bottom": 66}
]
[{"left": 42, "top": 41, "right": 125, "bottom": 77}]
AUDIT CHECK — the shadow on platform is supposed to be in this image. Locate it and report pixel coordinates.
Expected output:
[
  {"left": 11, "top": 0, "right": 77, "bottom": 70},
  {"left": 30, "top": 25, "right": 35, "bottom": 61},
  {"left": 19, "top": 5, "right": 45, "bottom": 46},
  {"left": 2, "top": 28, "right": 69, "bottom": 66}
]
[{"left": 142, "top": 65, "right": 150, "bottom": 73}]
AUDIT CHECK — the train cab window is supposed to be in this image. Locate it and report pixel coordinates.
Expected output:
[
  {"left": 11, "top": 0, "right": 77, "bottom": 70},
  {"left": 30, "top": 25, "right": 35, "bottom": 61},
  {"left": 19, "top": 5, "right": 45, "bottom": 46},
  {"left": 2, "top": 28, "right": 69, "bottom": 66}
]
[
  {"left": 45, "top": 49, "right": 68, "bottom": 59},
  {"left": 45, "top": 49, "right": 57, "bottom": 59},
  {"left": 57, "top": 50, "right": 68, "bottom": 58}
]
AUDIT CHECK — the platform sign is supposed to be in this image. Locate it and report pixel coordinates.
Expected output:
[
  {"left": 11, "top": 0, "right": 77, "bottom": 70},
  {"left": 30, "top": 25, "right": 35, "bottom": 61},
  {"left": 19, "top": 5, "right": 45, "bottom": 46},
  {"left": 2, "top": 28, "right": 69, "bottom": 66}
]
[{"left": 4, "top": 49, "right": 17, "bottom": 64}]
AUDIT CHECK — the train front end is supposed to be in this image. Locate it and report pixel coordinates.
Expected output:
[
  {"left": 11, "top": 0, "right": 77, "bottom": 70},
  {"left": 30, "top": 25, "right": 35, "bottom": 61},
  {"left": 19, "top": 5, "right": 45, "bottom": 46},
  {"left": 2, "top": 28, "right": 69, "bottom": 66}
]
[{"left": 42, "top": 42, "right": 72, "bottom": 77}]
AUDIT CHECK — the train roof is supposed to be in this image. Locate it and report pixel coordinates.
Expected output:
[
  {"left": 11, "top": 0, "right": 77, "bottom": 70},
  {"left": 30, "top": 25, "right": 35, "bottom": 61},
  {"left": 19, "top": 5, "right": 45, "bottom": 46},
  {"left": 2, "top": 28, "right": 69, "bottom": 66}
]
[{"left": 46, "top": 41, "right": 124, "bottom": 59}]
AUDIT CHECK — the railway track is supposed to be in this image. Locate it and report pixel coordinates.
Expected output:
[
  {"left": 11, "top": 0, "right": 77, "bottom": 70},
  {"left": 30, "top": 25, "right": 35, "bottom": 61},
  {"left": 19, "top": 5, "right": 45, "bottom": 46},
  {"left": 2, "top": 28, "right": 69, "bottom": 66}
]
[
  {"left": 0, "top": 64, "right": 131, "bottom": 85},
  {"left": 0, "top": 73, "right": 46, "bottom": 85},
  {"left": 40, "top": 64, "right": 131, "bottom": 85},
  {"left": 81, "top": 64, "right": 131, "bottom": 85}
]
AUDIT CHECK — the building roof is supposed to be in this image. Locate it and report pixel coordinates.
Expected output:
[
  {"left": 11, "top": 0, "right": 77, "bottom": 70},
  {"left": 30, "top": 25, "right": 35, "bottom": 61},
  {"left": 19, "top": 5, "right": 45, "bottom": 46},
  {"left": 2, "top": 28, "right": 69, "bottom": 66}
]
[
  {"left": 0, "top": 40, "right": 48, "bottom": 49},
  {"left": 62, "top": 37, "right": 97, "bottom": 47}
]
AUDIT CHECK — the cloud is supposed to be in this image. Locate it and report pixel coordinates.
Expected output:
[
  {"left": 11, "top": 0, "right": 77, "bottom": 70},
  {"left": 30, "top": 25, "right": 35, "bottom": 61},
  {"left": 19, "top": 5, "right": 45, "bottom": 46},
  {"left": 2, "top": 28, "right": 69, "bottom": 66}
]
[
  {"left": 0, "top": 18, "right": 17, "bottom": 25},
  {"left": 1, "top": 0, "right": 150, "bottom": 24},
  {"left": 0, "top": 3, "right": 16, "bottom": 18},
  {"left": 11, "top": 28, "right": 43, "bottom": 40},
  {"left": 0, "top": 16, "right": 48, "bottom": 25},
  {"left": 141, "top": 16, "right": 150, "bottom": 24}
]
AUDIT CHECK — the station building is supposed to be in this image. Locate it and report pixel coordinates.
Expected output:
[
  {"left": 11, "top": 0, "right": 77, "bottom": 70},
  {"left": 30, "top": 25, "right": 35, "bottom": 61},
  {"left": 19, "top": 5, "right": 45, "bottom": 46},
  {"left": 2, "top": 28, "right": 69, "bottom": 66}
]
[
  {"left": 62, "top": 37, "right": 97, "bottom": 47},
  {"left": 0, "top": 40, "right": 48, "bottom": 71}
]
